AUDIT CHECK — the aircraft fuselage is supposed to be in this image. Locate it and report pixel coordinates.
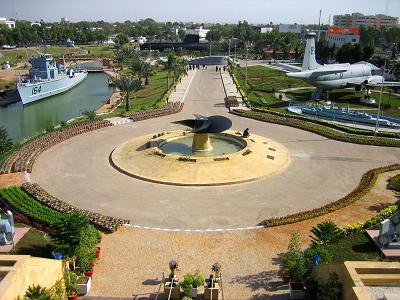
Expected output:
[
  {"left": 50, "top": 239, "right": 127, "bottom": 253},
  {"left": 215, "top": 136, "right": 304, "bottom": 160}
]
[{"left": 288, "top": 63, "right": 380, "bottom": 89}]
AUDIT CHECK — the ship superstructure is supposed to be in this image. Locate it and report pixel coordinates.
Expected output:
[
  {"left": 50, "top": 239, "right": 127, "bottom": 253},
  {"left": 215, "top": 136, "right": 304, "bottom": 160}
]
[{"left": 17, "top": 54, "right": 87, "bottom": 104}]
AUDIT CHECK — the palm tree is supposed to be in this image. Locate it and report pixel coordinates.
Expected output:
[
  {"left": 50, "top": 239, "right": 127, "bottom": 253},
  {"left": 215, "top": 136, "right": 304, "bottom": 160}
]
[
  {"left": 113, "top": 49, "right": 126, "bottom": 71},
  {"left": 129, "top": 57, "right": 144, "bottom": 81},
  {"left": 310, "top": 220, "right": 341, "bottom": 245},
  {"left": 173, "top": 57, "right": 188, "bottom": 84},
  {"left": 114, "top": 75, "right": 141, "bottom": 111},
  {"left": 160, "top": 49, "right": 177, "bottom": 90},
  {"left": 141, "top": 61, "right": 153, "bottom": 85},
  {"left": 129, "top": 59, "right": 153, "bottom": 85}
]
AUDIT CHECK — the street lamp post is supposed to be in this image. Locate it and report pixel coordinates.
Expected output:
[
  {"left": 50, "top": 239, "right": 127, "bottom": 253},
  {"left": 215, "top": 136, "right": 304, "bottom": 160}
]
[
  {"left": 374, "top": 55, "right": 387, "bottom": 136},
  {"left": 245, "top": 41, "right": 248, "bottom": 88},
  {"left": 234, "top": 39, "right": 237, "bottom": 61},
  {"left": 228, "top": 39, "right": 231, "bottom": 57}
]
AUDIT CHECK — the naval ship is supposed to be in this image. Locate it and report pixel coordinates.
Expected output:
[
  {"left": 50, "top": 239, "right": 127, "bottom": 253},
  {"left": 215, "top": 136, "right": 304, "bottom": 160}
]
[{"left": 17, "top": 54, "right": 87, "bottom": 105}]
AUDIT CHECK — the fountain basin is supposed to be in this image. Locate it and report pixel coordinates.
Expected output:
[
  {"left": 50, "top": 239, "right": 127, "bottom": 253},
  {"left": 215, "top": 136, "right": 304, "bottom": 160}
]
[
  {"left": 111, "top": 130, "right": 291, "bottom": 186},
  {"left": 158, "top": 133, "right": 246, "bottom": 157}
]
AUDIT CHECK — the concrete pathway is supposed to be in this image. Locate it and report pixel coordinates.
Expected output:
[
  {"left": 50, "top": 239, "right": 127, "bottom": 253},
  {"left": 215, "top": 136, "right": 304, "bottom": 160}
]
[
  {"left": 168, "top": 69, "right": 196, "bottom": 103},
  {"left": 219, "top": 70, "right": 248, "bottom": 109}
]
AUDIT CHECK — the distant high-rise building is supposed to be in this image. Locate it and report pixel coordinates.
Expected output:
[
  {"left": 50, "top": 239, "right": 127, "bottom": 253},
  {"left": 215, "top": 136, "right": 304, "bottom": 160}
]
[
  {"left": 333, "top": 13, "right": 398, "bottom": 28},
  {"left": 61, "top": 17, "right": 69, "bottom": 23}
]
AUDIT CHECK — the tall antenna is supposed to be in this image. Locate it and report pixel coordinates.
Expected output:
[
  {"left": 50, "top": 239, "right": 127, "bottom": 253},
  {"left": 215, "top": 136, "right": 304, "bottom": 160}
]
[
  {"left": 328, "top": 15, "right": 331, "bottom": 26},
  {"left": 385, "top": 0, "right": 389, "bottom": 15},
  {"left": 317, "top": 9, "right": 322, "bottom": 42}
]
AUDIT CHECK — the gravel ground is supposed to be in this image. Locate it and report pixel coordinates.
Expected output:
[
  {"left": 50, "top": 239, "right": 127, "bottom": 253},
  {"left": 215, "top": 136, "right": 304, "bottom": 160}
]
[
  {"left": 89, "top": 171, "right": 399, "bottom": 299},
  {"left": 0, "top": 172, "right": 25, "bottom": 188}
]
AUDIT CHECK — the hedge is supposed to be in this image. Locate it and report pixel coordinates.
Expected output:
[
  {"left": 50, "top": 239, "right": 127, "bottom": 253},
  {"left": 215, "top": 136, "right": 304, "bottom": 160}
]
[
  {"left": 234, "top": 109, "right": 400, "bottom": 147},
  {"left": 259, "top": 164, "right": 400, "bottom": 227},
  {"left": 0, "top": 186, "right": 65, "bottom": 226}
]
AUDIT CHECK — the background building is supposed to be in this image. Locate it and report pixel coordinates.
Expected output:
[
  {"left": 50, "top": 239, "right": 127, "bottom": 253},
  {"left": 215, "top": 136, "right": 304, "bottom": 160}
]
[
  {"left": 0, "top": 17, "right": 16, "bottom": 29},
  {"left": 260, "top": 27, "right": 273, "bottom": 33},
  {"left": 185, "top": 26, "right": 210, "bottom": 40},
  {"left": 278, "top": 24, "right": 302, "bottom": 34},
  {"left": 326, "top": 27, "right": 360, "bottom": 48},
  {"left": 333, "top": 13, "right": 398, "bottom": 28}
]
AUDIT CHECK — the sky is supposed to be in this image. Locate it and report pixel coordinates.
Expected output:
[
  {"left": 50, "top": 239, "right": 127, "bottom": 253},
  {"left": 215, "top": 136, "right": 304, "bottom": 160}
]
[{"left": 0, "top": 0, "right": 399, "bottom": 24}]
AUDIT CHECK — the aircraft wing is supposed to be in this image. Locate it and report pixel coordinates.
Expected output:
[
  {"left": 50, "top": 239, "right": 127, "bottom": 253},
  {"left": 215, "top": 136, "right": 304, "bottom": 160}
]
[
  {"left": 274, "top": 63, "right": 302, "bottom": 73},
  {"left": 309, "top": 69, "right": 347, "bottom": 77},
  {"left": 346, "top": 78, "right": 366, "bottom": 86},
  {"left": 367, "top": 81, "right": 400, "bottom": 88}
]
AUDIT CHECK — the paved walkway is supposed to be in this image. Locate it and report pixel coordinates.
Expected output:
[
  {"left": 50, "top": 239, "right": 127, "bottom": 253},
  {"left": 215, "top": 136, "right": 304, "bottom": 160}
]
[
  {"left": 32, "top": 68, "right": 400, "bottom": 230},
  {"left": 168, "top": 69, "right": 196, "bottom": 103},
  {"left": 88, "top": 170, "right": 399, "bottom": 299}
]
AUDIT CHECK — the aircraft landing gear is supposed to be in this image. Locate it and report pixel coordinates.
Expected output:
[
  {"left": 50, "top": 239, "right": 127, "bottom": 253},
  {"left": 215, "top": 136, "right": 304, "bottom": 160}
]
[{"left": 360, "top": 88, "right": 376, "bottom": 104}]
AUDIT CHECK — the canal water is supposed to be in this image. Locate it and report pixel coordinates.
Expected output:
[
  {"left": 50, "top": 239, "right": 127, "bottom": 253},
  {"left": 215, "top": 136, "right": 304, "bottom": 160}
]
[{"left": 0, "top": 72, "right": 113, "bottom": 142}]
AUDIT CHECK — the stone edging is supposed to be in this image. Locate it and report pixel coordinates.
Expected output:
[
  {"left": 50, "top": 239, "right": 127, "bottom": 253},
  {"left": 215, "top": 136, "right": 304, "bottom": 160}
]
[{"left": 21, "top": 182, "right": 129, "bottom": 232}]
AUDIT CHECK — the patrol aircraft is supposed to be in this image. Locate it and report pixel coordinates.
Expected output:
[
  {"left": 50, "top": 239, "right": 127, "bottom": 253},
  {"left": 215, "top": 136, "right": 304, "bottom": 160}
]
[{"left": 286, "top": 32, "right": 399, "bottom": 103}]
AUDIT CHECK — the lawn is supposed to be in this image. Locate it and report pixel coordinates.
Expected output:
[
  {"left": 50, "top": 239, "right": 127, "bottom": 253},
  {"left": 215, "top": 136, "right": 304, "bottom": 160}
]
[
  {"left": 233, "top": 65, "right": 308, "bottom": 107},
  {"left": 14, "top": 225, "right": 55, "bottom": 258},
  {"left": 0, "top": 46, "right": 86, "bottom": 65},
  {"left": 287, "top": 88, "right": 400, "bottom": 119},
  {"left": 79, "top": 44, "right": 115, "bottom": 56},
  {"left": 111, "top": 69, "right": 169, "bottom": 115},
  {"left": 324, "top": 231, "right": 380, "bottom": 263}
]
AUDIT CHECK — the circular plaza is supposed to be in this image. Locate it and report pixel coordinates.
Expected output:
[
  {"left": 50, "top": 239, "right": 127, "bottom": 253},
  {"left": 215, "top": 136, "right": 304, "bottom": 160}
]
[{"left": 31, "top": 69, "right": 400, "bottom": 230}]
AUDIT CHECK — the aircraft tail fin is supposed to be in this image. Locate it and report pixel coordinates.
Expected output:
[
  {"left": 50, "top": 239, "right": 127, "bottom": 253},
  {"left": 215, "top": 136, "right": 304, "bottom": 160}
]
[{"left": 302, "top": 32, "right": 321, "bottom": 71}]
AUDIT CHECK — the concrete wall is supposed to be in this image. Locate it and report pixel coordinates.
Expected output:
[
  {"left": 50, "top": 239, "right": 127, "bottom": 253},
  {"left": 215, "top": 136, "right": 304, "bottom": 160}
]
[
  {"left": 313, "top": 263, "right": 359, "bottom": 300},
  {"left": 0, "top": 255, "right": 63, "bottom": 300}
]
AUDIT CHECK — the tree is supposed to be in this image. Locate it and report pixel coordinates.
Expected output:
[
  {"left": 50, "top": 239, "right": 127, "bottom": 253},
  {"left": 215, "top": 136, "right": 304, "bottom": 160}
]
[
  {"left": 49, "top": 214, "right": 91, "bottom": 257},
  {"left": 113, "top": 49, "right": 127, "bottom": 70},
  {"left": 310, "top": 220, "right": 341, "bottom": 245},
  {"left": 336, "top": 43, "right": 365, "bottom": 63},
  {"left": 114, "top": 75, "right": 141, "bottom": 111},
  {"left": 141, "top": 61, "right": 153, "bottom": 85},
  {"left": 172, "top": 57, "right": 188, "bottom": 84},
  {"left": 114, "top": 33, "right": 129, "bottom": 47},
  {"left": 0, "top": 127, "right": 13, "bottom": 158},
  {"left": 160, "top": 49, "right": 177, "bottom": 90},
  {"left": 283, "top": 233, "right": 307, "bottom": 282}
]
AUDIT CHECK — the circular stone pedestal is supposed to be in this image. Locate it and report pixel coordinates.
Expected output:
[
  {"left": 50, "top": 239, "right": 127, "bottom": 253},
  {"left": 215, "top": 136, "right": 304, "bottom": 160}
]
[{"left": 111, "top": 130, "right": 291, "bottom": 186}]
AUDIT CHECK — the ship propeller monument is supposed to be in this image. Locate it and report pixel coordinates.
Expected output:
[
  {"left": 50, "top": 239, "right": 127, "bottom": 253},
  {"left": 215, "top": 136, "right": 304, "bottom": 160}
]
[
  {"left": 173, "top": 115, "right": 232, "bottom": 152},
  {"left": 111, "top": 115, "right": 290, "bottom": 185}
]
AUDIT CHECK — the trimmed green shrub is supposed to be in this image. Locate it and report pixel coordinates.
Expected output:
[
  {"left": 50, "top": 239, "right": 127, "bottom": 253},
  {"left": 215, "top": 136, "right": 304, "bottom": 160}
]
[{"left": 388, "top": 174, "right": 400, "bottom": 192}]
